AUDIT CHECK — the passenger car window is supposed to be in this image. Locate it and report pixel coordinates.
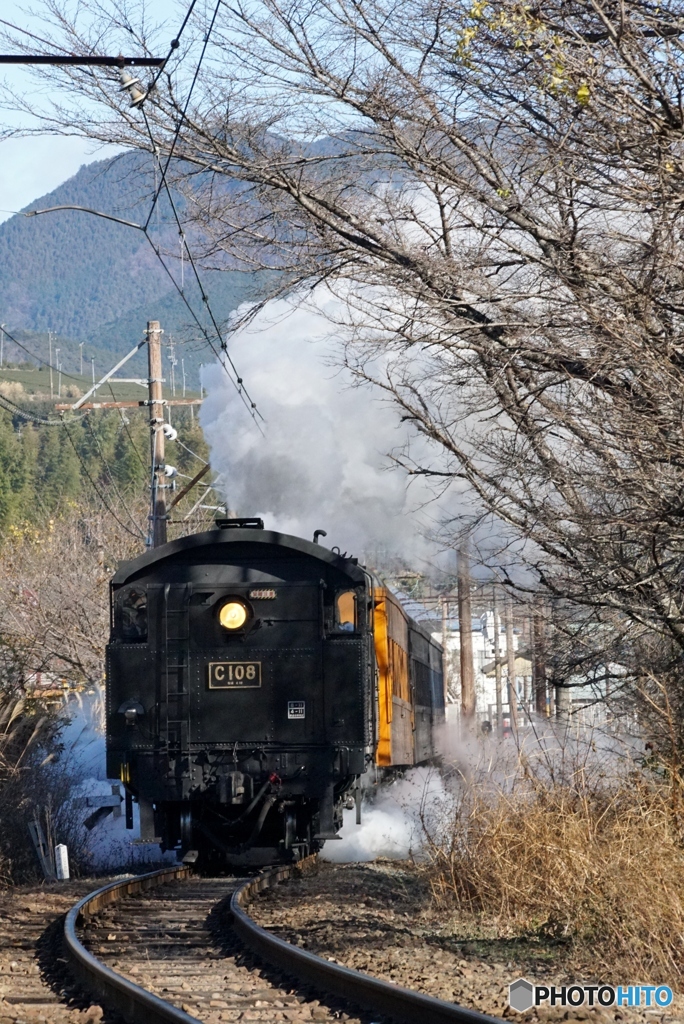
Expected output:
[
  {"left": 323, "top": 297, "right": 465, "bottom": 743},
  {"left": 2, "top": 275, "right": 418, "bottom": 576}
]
[{"left": 335, "top": 591, "right": 356, "bottom": 632}]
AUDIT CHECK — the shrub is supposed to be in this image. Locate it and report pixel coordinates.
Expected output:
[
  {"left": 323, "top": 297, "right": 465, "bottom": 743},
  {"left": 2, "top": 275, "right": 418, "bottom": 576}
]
[{"left": 421, "top": 753, "right": 684, "bottom": 985}]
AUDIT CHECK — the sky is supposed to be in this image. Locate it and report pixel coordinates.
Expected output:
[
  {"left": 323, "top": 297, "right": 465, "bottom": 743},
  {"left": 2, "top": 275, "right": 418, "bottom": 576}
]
[{"left": 0, "top": 0, "right": 172, "bottom": 224}]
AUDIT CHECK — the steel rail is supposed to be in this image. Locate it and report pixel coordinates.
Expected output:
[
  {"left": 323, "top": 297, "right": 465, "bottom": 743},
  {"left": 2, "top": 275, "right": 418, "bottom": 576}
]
[
  {"left": 64, "top": 860, "right": 505, "bottom": 1024},
  {"left": 63, "top": 865, "right": 200, "bottom": 1024},
  {"left": 231, "top": 864, "right": 505, "bottom": 1024}
]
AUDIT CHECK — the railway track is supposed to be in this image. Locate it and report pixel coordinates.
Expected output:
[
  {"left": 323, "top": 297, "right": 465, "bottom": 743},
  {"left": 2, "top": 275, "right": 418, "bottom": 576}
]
[{"left": 61, "top": 863, "right": 502, "bottom": 1024}]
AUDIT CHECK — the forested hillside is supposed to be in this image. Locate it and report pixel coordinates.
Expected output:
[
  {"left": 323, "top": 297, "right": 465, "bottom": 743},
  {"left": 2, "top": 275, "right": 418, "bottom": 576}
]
[
  {"left": 0, "top": 152, "right": 264, "bottom": 375},
  {"left": 0, "top": 399, "right": 210, "bottom": 537}
]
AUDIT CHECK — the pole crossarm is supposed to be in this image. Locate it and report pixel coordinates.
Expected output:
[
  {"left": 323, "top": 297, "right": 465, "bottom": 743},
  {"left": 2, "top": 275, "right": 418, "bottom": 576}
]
[
  {"left": 0, "top": 55, "right": 164, "bottom": 66},
  {"left": 55, "top": 399, "right": 202, "bottom": 410}
]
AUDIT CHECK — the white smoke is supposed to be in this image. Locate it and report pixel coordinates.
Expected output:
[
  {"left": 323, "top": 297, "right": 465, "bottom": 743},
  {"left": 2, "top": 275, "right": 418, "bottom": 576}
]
[
  {"left": 199, "top": 294, "right": 438, "bottom": 558},
  {"left": 322, "top": 766, "right": 447, "bottom": 862}
]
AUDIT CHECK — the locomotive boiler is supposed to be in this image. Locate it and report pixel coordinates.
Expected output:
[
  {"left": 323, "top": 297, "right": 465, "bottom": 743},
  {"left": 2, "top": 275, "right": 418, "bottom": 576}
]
[{"left": 106, "top": 519, "right": 445, "bottom": 866}]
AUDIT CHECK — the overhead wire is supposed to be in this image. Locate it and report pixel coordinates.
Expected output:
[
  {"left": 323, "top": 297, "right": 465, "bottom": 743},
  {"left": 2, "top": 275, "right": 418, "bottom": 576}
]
[
  {"left": 3, "top": 0, "right": 259, "bottom": 538},
  {"left": 82, "top": 414, "right": 146, "bottom": 539},
  {"left": 148, "top": 0, "right": 199, "bottom": 95},
  {"left": 136, "top": 0, "right": 265, "bottom": 429},
  {"left": 61, "top": 415, "right": 144, "bottom": 539},
  {"left": 0, "top": 392, "right": 65, "bottom": 426},
  {"left": 140, "top": 158, "right": 264, "bottom": 429},
  {"left": 107, "top": 380, "right": 148, "bottom": 471},
  {"left": 0, "top": 324, "right": 84, "bottom": 382},
  {"left": 144, "top": 0, "right": 213, "bottom": 231},
  {"left": 140, "top": 227, "right": 262, "bottom": 423},
  {"left": 6, "top": 0, "right": 264, "bottom": 430},
  {"left": 175, "top": 436, "right": 207, "bottom": 464}
]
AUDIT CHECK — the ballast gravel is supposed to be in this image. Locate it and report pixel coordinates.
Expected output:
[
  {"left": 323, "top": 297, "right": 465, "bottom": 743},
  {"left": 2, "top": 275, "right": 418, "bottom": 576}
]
[
  {"left": 248, "top": 861, "right": 683, "bottom": 1024},
  {"left": 0, "top": 879, "right": 108, "bottom": 1024}
]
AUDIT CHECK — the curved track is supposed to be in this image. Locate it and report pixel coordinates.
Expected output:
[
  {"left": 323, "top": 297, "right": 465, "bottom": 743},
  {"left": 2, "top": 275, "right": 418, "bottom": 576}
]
[{"left": 63, "top": 863, "right": 503, "bottom": 1024}]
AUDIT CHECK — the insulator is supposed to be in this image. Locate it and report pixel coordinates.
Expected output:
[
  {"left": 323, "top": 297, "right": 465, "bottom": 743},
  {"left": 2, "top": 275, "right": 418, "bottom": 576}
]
[{"left": 119, "top": 69, "right": 147, "bottom": 107}]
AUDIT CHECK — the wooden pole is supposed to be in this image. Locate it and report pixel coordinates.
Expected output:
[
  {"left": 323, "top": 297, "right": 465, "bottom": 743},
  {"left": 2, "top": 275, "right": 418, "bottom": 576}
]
[
  {"left": 505, "top": 593, "right": 519, "bottom": 731},
  {"left": 533, "top": 601, "right": 547, "bottom": 715},
  {"left": 147, "top": 320, "right": 167, "bottom": 548},
  {"left": 458, "top": 546, "right": 476, "bottom": 722},
  {"left": 492, "top": 587, "right": 503, "bottom": 731},
  {"left": 441, "top": 597, "right": 449, "bottom": 706}
]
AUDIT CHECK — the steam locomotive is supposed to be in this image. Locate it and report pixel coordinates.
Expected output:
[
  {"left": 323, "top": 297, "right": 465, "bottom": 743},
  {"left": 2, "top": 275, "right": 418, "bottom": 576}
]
[{"left": 106, "top": 519, "right": 445, "bottom": 866}]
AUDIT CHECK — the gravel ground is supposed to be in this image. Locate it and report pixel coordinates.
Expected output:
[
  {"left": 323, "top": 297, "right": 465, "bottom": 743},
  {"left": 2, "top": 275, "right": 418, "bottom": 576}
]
[
  {"left": 249, "top": 861, "right": 684, "bottom": 1024},
  {"left": 0, "top": 879, "right": 110, "bottom": 1024}
]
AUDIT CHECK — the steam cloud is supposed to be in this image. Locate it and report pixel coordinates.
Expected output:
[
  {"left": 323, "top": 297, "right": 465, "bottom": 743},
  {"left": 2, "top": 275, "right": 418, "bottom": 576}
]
[
  {"left": 200, "top": 296, "right": 437, "bottom": 558},
  {"left": 322, "top": 766, "right": 447, "bottom": 862}
]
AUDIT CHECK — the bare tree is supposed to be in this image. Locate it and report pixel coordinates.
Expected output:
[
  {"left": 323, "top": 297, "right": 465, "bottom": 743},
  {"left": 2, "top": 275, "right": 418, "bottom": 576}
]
[
  {"left": 7, "top": 1, "right": 684, "bottom": 747},
  {"left": 0, "top": 505, "right": 141, "bottom": 687}
]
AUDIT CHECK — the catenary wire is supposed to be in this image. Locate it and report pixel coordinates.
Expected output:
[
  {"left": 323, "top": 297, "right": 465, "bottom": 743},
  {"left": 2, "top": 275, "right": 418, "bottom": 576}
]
[
  {"left": 143, "top": 145, "right": 263, "bottom": 421},
  {"left": 9, "top": 2, "right": 264, "bottom": 430}
]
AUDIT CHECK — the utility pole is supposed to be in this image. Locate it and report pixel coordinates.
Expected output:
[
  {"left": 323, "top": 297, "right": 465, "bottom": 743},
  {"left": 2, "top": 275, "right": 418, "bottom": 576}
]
[
  {"left": 55, "top": 349, "right": 60, "bottom": 399},
  {"left": 0, "top": 324, "right": 5, "bottom": 369},
  {"left": 441, "top": 597, "right": 450, "bottom": 707},
  {"left": 79, "top": 342, "right": 84, "bottom": 376},
  {"left": 458, "top": 545, "right": 476, "bottom": 723},
  {"left": 147, "top": 320, "right": 167, "bottom": 547},
  {"left": 91, "top": 357, "right": 95, "bottom": 384},
  {"left": 505, "top": 593, "right": 519, "bottom": 732},
  {"left": 48, "top": 331, "right": 54, "bottom": 399},
  {"left": 182, "top": 358, "right": 186, "bottom": 398},
  {"left": 533, "top": 600, "right": 547, "bottom": 715},
  {"left": 492, "top": 587, "right": 503, "bottom": 731}
]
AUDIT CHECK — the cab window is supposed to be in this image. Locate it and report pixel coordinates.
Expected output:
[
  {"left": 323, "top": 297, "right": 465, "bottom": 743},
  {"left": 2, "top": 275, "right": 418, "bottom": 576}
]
[
  {"left": 335, "top": 591, "right": 356, "bottom": 632},
  {"left": 120, "top": 587, "right": 148, "bottom": 641}
]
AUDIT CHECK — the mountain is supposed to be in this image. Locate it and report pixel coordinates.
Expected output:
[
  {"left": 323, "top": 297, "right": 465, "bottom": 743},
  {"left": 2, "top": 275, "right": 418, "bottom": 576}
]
[{"left": 0, "top": 152, "right": 265, "bottom": 376}]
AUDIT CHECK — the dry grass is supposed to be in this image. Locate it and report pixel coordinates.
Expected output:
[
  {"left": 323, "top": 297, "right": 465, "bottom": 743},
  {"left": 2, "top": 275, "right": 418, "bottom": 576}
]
[{"left": 421, "top": 757, "right": 684, "bottom": 986}]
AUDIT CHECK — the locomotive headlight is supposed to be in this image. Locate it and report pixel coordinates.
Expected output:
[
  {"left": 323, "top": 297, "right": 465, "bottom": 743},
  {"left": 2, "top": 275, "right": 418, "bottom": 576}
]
[{"left": 219, "top": 600, "right": 248, "bottom": 630}]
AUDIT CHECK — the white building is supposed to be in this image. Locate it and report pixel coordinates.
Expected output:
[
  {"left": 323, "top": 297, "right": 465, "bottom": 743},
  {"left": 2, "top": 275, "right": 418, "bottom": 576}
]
[{"left": 429, "top": 611, "right": 532, "bottom": 721}]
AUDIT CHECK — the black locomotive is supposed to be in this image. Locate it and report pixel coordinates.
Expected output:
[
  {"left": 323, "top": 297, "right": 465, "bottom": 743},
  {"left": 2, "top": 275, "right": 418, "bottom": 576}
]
[{"left": 106, "top": 519, "right": 445, "bottom": 865}]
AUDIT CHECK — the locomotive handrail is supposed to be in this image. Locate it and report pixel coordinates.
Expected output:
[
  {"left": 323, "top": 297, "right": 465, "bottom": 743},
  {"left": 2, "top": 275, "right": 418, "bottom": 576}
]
[
  {"left": 230, "top": 862, "right": 505, "bottom": 1024},
  {"left": 63, "top": 865, "right": 199, "bottom": 1024}
]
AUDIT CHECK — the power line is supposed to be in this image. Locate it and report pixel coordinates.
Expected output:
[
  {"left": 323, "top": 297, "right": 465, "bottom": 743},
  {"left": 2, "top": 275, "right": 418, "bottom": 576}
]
[
  {"left": 0, "top": 324, "right": 83, "bottom": 382},
  {"left": 148, "top": 0, "right": 200, "bottom": 94},
  {"left": 18, "top": 0, "right": 264, "bottom": 428},
  {"left": 141, "top": 140, "right": 263, "bottom": 424},
  {"left": 136, "top": 0, "right": 265, "bottom": 427},
  {"left": 82, "top": 415, "right": 146, "bottom": 539},
  {"left": 0, "top": 392, "right": 64, "bottom": 426},
  {"left": 144, "top": 0, "right": 217, "bottom": 231},
  {"left": 61, "top": 415, "right": 143, "bottom": 539},
  {"left": 175, "top": 436, "right": 207, "bottom": 465},
  {"left": 107, "top": 381, "right": 148, "bottom": 471},
  {"left": 140, "top": 228, "right": 263, "bottom": 426}
]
